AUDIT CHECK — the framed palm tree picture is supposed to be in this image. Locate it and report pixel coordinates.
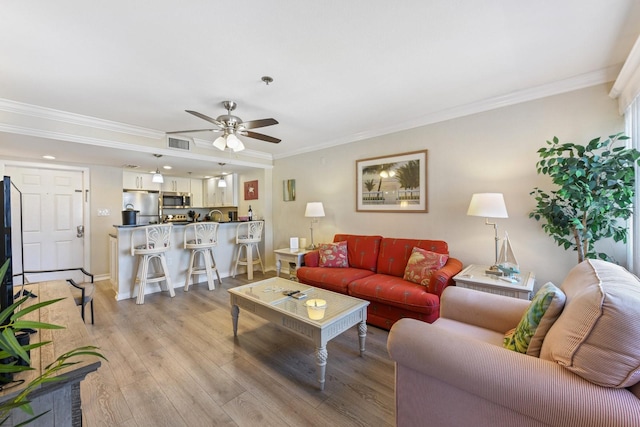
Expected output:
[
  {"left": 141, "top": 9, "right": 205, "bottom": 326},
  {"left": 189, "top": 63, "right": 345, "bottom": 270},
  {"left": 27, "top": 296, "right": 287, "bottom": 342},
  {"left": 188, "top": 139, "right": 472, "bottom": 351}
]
[{"left": 356, "top": 150, "right": 428, "bottom": 212}]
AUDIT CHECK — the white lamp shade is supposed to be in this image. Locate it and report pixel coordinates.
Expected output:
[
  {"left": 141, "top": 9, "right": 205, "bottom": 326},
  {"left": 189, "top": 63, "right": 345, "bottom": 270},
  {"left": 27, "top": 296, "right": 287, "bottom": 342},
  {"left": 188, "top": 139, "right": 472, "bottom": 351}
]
[
  {"left": 232, "top": 139, "right": 245, "bottom": 152},
  {"left": 305, "top": 202, "right": 325, "bottom": 218},
  {"left": 152, "top": 171, "right": 164, "bottom": 183},
  {"left": 213, "top": 135, "right": 227, "bottom": 151},
  {"left": 467, "top": 193, "right": 508, "bottom": 218},
  {"left": 217, "top": 177, "right": 227, "bottom": 187},
  {"left": 226, "top": 134, "right": 241, "bottom": 149}
]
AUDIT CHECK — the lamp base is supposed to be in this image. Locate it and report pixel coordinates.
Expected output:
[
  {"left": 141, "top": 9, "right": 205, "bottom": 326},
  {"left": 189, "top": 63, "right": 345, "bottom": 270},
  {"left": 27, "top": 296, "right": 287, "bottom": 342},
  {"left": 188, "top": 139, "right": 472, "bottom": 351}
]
[{"left": 485, "top": 265, "right": 504, "bottom": 277}]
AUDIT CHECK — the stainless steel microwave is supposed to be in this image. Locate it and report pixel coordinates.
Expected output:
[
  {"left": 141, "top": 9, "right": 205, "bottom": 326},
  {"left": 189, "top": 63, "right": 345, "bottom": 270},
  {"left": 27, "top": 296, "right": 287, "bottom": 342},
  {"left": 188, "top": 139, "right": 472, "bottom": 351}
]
[{"left": 161, "top": 192, "right": 192, "bottom": 208}]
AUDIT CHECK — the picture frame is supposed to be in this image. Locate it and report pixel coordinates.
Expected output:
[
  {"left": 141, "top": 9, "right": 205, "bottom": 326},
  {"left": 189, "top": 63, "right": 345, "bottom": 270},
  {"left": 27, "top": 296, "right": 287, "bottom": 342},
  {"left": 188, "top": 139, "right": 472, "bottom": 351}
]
[
  {"left": 283, "top": 179, "right": 296, "bottom": 201},
  {"left": 356, "top": 150, "right": 428, "bottom": 212},
  {"left": 244, "top": 180, "right": 258, "bottom": 200}
]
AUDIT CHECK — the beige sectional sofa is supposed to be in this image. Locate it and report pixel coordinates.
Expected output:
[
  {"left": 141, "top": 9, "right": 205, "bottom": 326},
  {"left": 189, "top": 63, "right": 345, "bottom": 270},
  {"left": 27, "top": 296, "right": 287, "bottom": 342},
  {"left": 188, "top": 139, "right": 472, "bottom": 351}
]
[{"left": 387, "top": 260, "right": 640, "bottom": 426}]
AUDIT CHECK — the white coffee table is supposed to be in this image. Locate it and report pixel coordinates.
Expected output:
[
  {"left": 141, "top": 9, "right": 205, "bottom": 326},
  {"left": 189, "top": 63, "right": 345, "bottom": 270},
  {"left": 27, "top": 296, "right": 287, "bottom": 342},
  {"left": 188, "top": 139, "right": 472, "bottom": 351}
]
[{"left": 228, "top": 277, "right": 369, "bottom": 390}]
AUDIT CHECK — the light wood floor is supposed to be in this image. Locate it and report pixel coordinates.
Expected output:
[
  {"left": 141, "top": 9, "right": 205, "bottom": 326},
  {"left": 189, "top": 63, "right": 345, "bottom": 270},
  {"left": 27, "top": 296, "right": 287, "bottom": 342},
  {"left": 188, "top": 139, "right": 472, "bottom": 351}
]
[{"left": 80, "top": 271, "right": 395, "bottom": 426}]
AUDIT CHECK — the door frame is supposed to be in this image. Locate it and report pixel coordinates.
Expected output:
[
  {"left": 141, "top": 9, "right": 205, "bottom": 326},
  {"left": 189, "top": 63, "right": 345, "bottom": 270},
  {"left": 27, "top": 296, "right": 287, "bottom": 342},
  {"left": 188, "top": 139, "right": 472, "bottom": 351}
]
[{"left": 2, "top": 160, "right": 91, "bottom": 272}]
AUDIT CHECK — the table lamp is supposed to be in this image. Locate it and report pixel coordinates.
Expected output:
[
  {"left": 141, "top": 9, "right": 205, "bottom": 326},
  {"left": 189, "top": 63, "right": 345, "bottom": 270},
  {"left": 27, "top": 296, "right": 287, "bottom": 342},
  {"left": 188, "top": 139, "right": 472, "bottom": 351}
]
[
  {"left": 305, "top": 202, "right": 325, "bottom": 249},
  {"left": 467, "top": 193, "right": 508, "bottom": 276}
]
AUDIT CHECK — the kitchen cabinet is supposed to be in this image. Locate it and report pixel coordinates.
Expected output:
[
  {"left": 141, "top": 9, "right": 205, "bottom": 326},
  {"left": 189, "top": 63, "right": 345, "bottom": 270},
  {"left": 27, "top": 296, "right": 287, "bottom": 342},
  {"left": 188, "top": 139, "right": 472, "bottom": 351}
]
[
  {"left": 161, "top": 176, "right": 190, "bottom": 193},
  {"left": 123, "top": 171, "right": 158, "bottom": 190},
  {"left": 205, "top": 174, "right": 237, "bottom": 207},
  {"left": 190, "top": 178, "right": 204, "bottom": 207}
]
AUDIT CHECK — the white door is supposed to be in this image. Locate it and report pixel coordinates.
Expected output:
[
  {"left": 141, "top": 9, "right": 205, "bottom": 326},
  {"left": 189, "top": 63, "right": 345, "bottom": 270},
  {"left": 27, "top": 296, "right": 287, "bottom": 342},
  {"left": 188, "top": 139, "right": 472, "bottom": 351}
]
[{"left": 7, "top": 166, "right": 86, "bottom": 284}]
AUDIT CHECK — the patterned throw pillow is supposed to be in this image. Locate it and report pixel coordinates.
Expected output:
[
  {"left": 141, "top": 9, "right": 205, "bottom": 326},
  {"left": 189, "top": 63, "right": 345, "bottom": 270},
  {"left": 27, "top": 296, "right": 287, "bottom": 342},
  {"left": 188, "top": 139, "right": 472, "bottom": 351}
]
[
  {"left": 318, "top": 241, "right": 348, "bottom": 268},
  {"left": 504, "top": 282, "right": 566, "bottom": 355},
  {"left": 402, "top": 247, "right": 449, "bottom": 290}
]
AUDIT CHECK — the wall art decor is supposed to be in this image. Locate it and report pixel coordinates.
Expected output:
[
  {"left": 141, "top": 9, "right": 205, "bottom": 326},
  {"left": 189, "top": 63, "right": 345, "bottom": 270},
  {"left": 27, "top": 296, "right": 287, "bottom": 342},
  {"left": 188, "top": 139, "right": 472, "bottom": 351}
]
[
  {"left": 283, "top": 179, "right": 296, "bottom": 201},
  {"left": 244, "top": 180, "right": 258, "bottom": 200},
  {"left": 356, "top": 150, "right": 428, "bottom": 212}
]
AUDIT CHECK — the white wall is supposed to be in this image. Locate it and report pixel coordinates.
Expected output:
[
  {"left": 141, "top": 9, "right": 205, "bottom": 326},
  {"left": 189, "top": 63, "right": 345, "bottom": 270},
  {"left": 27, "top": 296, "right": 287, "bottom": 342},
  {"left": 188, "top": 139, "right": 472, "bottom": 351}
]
[
  {"left": 272, "top": 84, "right": 625, "bottom": 287},
  {"left": 90, "top": 165, "right": 125, "bottom": 276}
]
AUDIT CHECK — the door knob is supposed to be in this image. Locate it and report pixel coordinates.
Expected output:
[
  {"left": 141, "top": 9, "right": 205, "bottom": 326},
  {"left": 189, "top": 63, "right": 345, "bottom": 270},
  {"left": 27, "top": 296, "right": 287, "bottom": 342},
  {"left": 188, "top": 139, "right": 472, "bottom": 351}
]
[{"left": 77, "top": 225, "right": 85, "bottom": 238}]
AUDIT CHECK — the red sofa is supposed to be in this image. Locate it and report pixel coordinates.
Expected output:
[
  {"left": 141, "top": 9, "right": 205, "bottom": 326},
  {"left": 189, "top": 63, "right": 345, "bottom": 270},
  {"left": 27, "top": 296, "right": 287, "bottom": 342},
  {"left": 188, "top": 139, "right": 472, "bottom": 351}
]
[{"left": 296, "top": 234, "right": 463, "bottom": 330}]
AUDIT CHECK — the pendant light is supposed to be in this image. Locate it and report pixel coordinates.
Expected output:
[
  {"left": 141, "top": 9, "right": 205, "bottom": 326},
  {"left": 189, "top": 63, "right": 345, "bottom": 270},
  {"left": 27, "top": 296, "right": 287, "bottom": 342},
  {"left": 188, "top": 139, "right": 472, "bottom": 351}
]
[
  {"left": 218, "top": 163, "right": 227, "bottom": 188},
  {"left": 152, "top": 154, "right": 164, "bottom": 183}
]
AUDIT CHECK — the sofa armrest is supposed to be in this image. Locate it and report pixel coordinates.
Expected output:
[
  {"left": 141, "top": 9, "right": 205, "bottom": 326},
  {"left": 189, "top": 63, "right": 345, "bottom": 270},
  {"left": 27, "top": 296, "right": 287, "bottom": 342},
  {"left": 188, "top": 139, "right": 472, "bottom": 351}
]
[
  {"left": 430, "top": 257, "right": 463, "bottom": 297},
  {"left": 303, "top": 250, "right": 320, "bottom": 267},
  {"left": 440, "top": 286, "right": 529, "bottom": 332},
  {"left": 388, "top": 319, "right": 640, "bottom": 427}
]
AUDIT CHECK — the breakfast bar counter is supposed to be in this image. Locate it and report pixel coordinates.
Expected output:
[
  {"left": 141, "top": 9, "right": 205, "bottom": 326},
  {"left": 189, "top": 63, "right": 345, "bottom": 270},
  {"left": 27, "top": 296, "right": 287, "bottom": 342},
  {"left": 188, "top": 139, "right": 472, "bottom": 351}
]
[{"left": 110, "top": 222, "right": 264, "bottom": 300}]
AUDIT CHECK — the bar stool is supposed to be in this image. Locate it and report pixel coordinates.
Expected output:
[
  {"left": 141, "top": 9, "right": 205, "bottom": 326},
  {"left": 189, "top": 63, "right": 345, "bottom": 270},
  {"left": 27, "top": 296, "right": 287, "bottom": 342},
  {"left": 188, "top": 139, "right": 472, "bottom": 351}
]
[
  {"left": 184, "top": 222, "right": 222, "bottom": 291},
  {"left": 131, "top": 224, "right": 175, "bottom": 304},
  {"left": 233, "top": 221, "right": 265, "bottom": 280}
]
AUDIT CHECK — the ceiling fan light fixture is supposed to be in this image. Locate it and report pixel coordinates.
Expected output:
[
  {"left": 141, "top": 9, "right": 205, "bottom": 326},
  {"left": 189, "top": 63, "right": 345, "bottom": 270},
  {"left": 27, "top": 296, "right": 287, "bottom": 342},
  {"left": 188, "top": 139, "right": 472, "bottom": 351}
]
[
  {"left": 213, "top": 135, "right": 227, "bottom": 151},
  {"left": 232, "top": 138, "right": 245, "bottom": 152},
  {"left": 226, "top": 133, "right": 241, "bottom": 149}
]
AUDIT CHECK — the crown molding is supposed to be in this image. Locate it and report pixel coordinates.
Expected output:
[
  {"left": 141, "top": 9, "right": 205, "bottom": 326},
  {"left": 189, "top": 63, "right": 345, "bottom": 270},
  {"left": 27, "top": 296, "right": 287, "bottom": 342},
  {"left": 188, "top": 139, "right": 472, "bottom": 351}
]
[
  {"left": 0, "top": 123, "right": 148, "bottom": 150},
  {"left": 0, "top": 98, "right": 165, "bottom": 139},
  {"left": 610, "top": 35, "right": 640, "bottom": 113},
  {"left": 274, "top": 65, "right": 621, "bottom": 159}
]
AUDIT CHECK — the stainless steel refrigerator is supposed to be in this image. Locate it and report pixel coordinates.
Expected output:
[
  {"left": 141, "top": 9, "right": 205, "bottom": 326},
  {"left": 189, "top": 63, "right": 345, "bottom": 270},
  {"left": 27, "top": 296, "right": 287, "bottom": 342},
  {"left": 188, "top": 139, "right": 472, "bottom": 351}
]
[{"left": 122, "top": 190, "right": 160, "bottom": 225}]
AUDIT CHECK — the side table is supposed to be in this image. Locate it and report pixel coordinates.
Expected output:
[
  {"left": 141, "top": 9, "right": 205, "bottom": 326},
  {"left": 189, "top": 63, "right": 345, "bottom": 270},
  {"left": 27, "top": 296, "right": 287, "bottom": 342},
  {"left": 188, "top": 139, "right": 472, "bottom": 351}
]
[
  {"left": 453, "top": 264, "right": 535, "bottom": 300},
  {"left": 274, "top": 248, "right": 312, "bottom": 279}
]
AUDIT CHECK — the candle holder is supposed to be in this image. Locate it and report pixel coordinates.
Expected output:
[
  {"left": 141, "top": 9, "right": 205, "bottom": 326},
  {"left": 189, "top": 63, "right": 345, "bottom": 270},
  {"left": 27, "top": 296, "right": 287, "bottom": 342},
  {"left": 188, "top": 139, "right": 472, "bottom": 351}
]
[{"left": 305, "top": 299, "right": 327, "bottom": 320}]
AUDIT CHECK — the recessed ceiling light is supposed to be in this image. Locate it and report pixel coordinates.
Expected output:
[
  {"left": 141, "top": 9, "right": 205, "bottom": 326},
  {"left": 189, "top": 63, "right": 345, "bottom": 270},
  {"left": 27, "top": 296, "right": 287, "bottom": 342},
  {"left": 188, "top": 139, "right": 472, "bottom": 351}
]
[
  {"left": 42, "top": 155, "right": 55, "bottom": 160},
  {"left": 163, "top": 165, "right": 172, "bottom": 170}
]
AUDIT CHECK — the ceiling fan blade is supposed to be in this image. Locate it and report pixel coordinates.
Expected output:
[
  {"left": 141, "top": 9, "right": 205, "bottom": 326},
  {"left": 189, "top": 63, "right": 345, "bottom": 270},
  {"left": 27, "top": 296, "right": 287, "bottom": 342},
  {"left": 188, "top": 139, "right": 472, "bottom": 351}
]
[
  {"left": 241, "top": 118, "right": 279, "bottom": 129},
  {"left": 186, "top": 110, "right": 224, "bottom": 127},
  {"left": 166, "top": 128, "right": 217, "bottom": 134},
  {"left": 242, "top": 131, "right": 281, "bottom": 144}
]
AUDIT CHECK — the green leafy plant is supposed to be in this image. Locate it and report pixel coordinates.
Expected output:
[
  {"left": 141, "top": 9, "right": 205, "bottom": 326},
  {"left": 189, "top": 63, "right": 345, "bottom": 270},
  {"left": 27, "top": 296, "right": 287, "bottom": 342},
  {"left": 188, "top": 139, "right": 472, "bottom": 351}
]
[
  {"left": 0, "top": 259, "right": 106, "bottom": 425},
  {"left": 530, "top": 133, "right": 640, "bottom": 263}
]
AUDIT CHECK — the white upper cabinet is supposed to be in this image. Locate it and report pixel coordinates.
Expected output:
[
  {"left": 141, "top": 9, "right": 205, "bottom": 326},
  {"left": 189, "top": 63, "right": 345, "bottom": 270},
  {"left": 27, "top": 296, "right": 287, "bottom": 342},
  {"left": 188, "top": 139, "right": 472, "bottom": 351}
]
[
  {"left": 123, "top": 171, "right": 158, "bottom": 190},
  {"left": 190, "top": 178, "right": 204, "bottom": 207},
  {"left": 205, "top": 174, "right": 237, "bottom": 207},
  {"left": 161, "top": 176, "right": 190, "bottom": 193}
]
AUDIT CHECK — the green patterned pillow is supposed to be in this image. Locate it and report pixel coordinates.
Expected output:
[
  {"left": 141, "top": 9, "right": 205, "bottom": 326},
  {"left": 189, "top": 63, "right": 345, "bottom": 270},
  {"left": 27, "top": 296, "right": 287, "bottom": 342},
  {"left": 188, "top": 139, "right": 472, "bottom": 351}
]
[{"left": 504, "top": 282, "right": 566, "bottom": 356}]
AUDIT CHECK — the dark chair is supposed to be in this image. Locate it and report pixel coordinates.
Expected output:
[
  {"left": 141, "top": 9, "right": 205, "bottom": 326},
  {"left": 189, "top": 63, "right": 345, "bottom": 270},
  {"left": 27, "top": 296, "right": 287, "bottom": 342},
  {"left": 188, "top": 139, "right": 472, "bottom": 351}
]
[
  {"left": 23, "top": 267, "right": 96, "bottom": 324},
  {"left": 66, "top": 268, "right": 95, "bottom": 324}
]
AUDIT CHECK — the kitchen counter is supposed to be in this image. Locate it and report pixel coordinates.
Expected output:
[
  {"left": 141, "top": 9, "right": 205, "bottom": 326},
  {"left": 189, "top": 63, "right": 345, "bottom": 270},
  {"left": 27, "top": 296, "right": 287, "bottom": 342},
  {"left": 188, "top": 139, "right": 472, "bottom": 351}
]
[
  {"left": 109, "top": 221, "right": 265, "bottom": 300},
  {"left": 112, "top": 220, "right": 261, "bottom": 228}
]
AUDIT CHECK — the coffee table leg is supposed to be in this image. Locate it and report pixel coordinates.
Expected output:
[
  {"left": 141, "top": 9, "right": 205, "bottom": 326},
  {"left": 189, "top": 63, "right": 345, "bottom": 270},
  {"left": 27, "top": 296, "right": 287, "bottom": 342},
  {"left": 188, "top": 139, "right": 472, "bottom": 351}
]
[
  {"left": 315, "top": 346, "right": 328, "bottom": 391},
  {"left": 231, "top": 304, "right": 240, "bottom": 337},
  {"left": 358, "top": 320, "right": 367, "bottom": 356}
]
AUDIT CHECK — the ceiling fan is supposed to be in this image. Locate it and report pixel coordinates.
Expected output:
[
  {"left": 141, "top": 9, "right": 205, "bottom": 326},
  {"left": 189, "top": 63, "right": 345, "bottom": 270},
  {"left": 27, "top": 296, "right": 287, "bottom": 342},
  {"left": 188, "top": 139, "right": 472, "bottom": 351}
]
[{"left": 167, "top": 100, "right": 280, "bottom": 152}]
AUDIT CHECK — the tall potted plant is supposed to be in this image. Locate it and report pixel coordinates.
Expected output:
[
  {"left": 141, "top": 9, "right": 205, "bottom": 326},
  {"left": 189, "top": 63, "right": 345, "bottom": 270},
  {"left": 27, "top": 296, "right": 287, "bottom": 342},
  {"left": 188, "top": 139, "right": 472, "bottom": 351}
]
[
  {"left": 530, "top": 133, "right": 640, "bottom": 263},
  {"left": 0, "top": 259, "right": 105, "bottom": 425}
]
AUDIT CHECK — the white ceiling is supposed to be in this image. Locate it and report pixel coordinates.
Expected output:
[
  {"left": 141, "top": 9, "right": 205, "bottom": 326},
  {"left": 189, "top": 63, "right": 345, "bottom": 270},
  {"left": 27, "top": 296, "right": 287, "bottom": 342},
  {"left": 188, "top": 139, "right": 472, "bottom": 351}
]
[{"left": 1, "top": 1, "right": 639, "bottom": 177}]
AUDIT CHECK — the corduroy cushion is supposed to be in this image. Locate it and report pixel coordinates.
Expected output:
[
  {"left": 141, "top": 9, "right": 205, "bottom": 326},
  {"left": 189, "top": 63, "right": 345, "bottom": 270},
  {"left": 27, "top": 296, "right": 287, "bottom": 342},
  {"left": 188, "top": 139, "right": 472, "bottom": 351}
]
[
  {"left": 540, "top": 260, "right": 640, "bottom": 388},
  {"left": 403, "top": 247, "right": 449, "bottom": 290},
  {"left": 503, "top": 282, "right": 565, "bottom": 356},
  {"left": 318, "top": 241, "right": 348, "bottom": 268}
]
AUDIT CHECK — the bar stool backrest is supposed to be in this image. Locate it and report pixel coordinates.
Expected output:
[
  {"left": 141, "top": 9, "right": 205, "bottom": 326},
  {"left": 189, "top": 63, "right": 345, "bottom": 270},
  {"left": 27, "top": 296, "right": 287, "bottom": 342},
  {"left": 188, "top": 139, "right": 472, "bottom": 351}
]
[
  {"left": 236, "top": 221, "right": 263, "bottom": 244},
  {"left": 131, "top": 224, "right": 173, "bottom": 255},
  {"left": 184, "top": 222, "right": 219, "bottom": 249}
]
